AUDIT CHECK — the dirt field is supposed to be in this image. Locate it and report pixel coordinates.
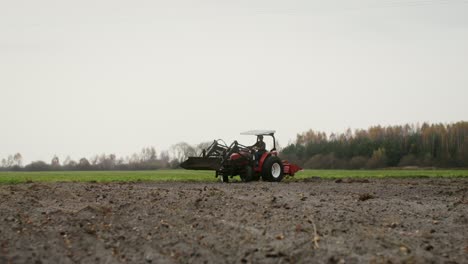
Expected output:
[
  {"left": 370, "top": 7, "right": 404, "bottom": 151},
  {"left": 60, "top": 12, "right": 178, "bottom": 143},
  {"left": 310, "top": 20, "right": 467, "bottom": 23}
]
[{"left": 1, "top": 178, "right": 467, "bottom": 264}]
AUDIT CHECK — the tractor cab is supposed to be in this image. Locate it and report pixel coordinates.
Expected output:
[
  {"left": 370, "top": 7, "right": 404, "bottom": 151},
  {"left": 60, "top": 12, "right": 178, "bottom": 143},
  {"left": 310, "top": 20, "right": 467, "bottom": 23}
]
[{"left": 240, "top": 130, "right": 277, "bottom": 152}]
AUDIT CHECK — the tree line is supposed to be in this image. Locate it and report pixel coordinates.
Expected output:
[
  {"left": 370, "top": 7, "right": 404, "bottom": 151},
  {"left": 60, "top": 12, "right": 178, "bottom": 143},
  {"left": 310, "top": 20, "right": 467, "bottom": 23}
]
[
  {"left": 2, "top": 122, "right": 467, "bottom": 171},
  {"left": 281, "top": 122, "right": 468, "bottom": 169},
  {"left": 0, "top": 142, "right": 209, "bottom": 171}
]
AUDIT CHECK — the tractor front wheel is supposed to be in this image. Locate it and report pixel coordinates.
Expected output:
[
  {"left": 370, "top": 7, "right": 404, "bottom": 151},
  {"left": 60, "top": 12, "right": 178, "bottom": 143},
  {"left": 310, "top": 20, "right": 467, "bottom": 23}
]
[
  {"left": 262, "top": 156, "right": 284, "bottom": 182},
  {"left": 240, "top": 166, "right": 254, "bottom": 182},
  {"left": 219, "top": 173, "right": 229, "bottom": 183},
  {"left": 216, "top": 172, "right": 229, "bottom": 183}
]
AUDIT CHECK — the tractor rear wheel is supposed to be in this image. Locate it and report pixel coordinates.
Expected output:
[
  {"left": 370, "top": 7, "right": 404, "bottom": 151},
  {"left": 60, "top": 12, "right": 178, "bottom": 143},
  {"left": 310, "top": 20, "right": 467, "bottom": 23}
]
[{"left": 262, "top": 156, "right": 284, "bottom": 182}]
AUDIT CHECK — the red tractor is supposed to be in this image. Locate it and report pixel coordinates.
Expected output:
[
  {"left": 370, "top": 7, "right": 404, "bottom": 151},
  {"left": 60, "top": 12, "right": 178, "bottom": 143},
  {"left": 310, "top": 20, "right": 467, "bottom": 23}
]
[{"left": 180, "top": 130, "right": 302, "bottom": 182}]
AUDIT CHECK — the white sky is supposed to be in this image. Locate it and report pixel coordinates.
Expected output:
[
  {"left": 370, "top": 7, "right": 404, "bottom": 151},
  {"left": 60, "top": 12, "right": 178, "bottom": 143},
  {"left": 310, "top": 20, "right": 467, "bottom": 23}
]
[{"left": 1, "top": 0, "right": 467, "bottom": 163}]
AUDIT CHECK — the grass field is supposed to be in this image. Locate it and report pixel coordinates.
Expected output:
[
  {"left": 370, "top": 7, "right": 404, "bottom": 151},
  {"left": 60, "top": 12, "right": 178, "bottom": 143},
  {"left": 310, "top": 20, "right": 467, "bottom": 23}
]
[{"left": 1, "top": 169, "right": 468, "bottom": 184}]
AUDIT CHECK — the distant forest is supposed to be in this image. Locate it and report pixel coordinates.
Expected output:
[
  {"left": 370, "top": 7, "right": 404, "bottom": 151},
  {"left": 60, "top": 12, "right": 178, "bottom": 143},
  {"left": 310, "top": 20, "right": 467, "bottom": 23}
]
[
  {"left": 282, "top": 122, "right": 468, "bottom": 169},
  {"left": 1, "top": 122, "right": 467, "bottom": 171}
]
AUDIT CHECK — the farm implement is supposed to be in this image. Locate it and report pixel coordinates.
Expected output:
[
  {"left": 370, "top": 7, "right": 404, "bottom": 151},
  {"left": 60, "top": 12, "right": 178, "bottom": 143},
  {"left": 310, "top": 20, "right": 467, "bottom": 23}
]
[{"left": 180, "top": 130, "right": 302, "bottom": 182}]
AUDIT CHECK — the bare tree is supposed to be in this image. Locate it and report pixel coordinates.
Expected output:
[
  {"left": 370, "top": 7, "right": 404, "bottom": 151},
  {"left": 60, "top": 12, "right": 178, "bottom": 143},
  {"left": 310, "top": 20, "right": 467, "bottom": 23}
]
[
  {"left": 78, "top": 158, "right": 91, "bottom": 168},
  {"left": 109, "top": 154, "right": 116, "bottom": 169},
  {"left": 160, "top": 151, "right": 170, "bottom": 163},
  {"left": 96, "top": 154, "right": 116, "bottom": 170},
  {"left": 129, "top": 153, "right": 140, "bottom": 164},
  {"left": 116, "top": 157, "right": 125, "bottom": 166},
  {"left": 195, "top": 141, "right": 212, "bottom": 156},
  {"left": 13, "top": 153, "right": 22, "bottom": 167},
  {"left": 63, "top": 156, "right": 72, "bottom": 166},
  {"left": 51, "top": 156, "right": 60, "bottom": 167},
  {"left": 141, "top": 147, "right": 157, "bottom": 162},
  {"left": 67, "top": 160, "right": 77, "bottom": 167},
  {"left": 4, "top": 155, "right": 14, "bottom": 168},
  {"left": 170, "top": 142, "right": 197, "bottom": 163}
]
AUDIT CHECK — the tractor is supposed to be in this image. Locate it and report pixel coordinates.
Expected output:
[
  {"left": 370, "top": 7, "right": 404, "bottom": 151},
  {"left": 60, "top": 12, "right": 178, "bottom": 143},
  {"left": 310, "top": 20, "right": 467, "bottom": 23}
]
[{"left": 180, "top": 130, "right": 302, "bottom": 182}]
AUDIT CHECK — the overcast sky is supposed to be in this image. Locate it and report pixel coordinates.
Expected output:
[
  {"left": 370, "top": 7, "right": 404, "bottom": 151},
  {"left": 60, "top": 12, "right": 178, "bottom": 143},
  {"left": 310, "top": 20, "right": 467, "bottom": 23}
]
[{"left": 1, "top": 0, "right": 467, "bottom": 163}]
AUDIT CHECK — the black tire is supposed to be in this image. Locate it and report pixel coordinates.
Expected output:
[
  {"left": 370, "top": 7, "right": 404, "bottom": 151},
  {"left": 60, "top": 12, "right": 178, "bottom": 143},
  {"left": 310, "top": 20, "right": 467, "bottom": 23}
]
[
  {"left": 240, "top": 166, "right": 254, "bottom": 182},
  {"left": 220, "top": 174, "right": 229, "bottom": 183},
  {"left": 252, "top": 173, "right": 260, "bottom": 181},
  {"left": 261, "top": 156, "right": 284, "bottom": 182}
]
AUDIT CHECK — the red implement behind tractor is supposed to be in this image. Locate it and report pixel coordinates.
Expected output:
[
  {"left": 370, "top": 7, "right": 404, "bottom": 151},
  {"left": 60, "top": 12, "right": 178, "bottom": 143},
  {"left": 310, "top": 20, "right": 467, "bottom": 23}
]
[{"left": 180, "top": 130, "right": 302, "bottom": 182}]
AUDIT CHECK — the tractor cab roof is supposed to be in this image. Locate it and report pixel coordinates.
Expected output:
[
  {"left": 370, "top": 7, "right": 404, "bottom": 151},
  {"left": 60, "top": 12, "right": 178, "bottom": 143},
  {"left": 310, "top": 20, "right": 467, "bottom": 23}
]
[{"left": 240, "top": 130, "right": 276, "bottom": 136}]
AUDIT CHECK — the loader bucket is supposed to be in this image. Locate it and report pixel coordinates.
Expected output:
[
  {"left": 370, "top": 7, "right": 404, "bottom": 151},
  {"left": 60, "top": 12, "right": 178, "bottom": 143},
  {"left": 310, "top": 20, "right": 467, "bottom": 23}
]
[{"left": 180, "top": 157, "right": 222, "bottom": 171}]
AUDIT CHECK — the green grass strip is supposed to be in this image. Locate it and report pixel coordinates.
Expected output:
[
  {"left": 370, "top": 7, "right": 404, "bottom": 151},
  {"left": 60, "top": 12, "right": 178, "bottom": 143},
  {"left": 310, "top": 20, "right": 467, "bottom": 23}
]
[{"left": 1, "top": 169, "right": 467, "bottom": 184}]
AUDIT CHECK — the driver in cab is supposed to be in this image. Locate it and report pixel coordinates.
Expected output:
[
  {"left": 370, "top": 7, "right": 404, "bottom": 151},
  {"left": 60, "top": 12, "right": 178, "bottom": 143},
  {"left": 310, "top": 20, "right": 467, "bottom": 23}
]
[{"left": 250, "top": 135, "right": 266, "bottom": 162}]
